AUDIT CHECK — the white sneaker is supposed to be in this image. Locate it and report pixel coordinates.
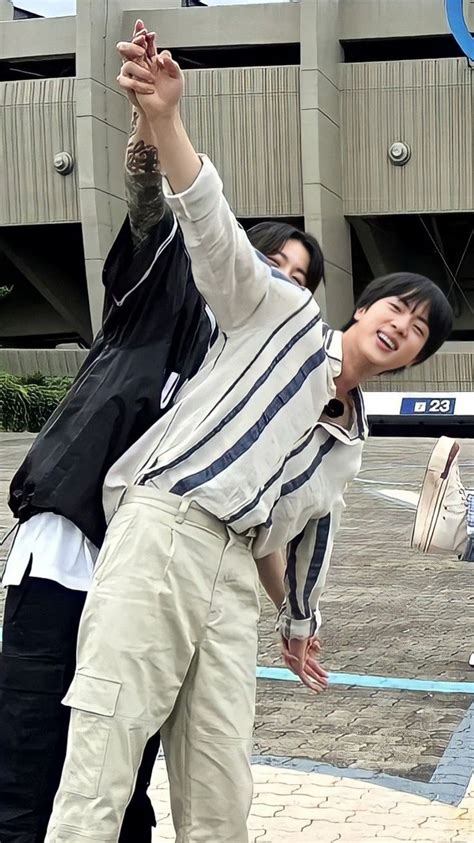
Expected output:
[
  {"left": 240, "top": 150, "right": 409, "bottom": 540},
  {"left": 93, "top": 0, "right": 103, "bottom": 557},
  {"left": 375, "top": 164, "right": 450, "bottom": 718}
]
[{"left": 411, "top": 437, "right": 468, "bottom": 554}]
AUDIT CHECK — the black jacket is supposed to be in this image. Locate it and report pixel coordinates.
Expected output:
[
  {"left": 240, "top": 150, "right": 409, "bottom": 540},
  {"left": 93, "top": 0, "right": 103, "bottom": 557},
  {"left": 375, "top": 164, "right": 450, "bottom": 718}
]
[{"left": 9, "top": 209, "right": 212, "bottom": 548}]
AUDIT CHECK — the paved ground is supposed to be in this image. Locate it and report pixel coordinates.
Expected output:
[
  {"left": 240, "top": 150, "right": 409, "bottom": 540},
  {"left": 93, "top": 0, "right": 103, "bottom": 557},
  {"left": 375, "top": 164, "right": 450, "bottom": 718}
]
[
  {"left": 1, "top": 433, "right": 473, "bottom": 840},
  {"left": 150, "top": 760, "right": 474, "bottom": 842},
  {"left": 254, "top": 437, "right": 474, "bottom": 783}
]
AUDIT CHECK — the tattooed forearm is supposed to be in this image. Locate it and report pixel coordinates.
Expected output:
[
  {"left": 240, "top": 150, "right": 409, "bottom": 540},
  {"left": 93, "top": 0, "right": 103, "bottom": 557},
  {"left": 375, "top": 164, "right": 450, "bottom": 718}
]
[
  {"left": 125, "top": 109, "right": 166, "bottom": 251},
  {"left": 126, "top": 133, "right": 159, "bottom": 175},
  {"left": 125, "top": 168, "right": 165, "bottom": 252}
]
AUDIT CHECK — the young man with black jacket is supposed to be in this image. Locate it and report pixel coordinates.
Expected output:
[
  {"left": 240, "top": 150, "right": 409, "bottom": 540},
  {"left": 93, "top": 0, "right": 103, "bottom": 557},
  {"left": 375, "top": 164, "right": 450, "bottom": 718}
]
[
  {"left": 0, "top": 99, "right": 205, "bottom": 843},
  {"left": 0, "top": 28, "right": 325, "bottom": 843}
]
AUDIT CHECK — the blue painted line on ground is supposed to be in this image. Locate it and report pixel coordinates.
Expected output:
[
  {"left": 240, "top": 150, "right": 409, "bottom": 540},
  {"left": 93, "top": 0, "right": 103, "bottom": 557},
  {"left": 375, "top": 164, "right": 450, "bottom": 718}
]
[{"left": 256, "top": 665, "right": 474, "bottom": 695}]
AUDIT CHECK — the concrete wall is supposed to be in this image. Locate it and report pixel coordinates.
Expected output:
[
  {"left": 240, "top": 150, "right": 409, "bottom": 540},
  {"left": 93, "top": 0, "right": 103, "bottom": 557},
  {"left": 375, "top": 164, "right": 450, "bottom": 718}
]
[
  {"left": 341, "top": 59, "right": 474, "bottom": 216},
  {"left": 0, "top": 68, "right": 302, "bottom": 224},
  {"left": 122, "top": 3, "right": 300, "bottom": 48},
  {"left": 340, "top": 0, "right": 474, "bottom": 40},
  {"left": 0, "top": 14, "right": 75, "bottom": 58},
  {"left": 182, "top": 67, "right": 302, "bottom": 217},
  {"left": 0, "top": 1, "right": 12, "bottom": 21},
  {"left": 364, "top": 350, "right": 474, "bottom": 393},
  {"left": 0, "top": 347, "right": 87, "bottom": 377},
  {"left": 2, "top": 345, "right": 470, "bottom": 397},
  {"left": 0, "top": 78, "right": 78, "bottom": 225}
]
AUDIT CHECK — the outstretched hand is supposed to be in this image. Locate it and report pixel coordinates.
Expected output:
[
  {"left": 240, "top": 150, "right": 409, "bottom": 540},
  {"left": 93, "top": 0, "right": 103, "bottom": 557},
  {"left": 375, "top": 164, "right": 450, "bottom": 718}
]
[
  {"left": 281, "top": 635, "right": 329, "bottom": 694},
  {"left": 117, "top": 19, "right": 184, "bottom": 121}
]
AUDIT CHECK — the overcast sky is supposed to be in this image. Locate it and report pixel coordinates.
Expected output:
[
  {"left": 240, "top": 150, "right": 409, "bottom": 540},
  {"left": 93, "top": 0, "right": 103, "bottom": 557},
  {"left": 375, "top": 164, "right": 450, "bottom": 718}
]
[{"left": 16, "top": 0, "right": 295, "bottom": 17}]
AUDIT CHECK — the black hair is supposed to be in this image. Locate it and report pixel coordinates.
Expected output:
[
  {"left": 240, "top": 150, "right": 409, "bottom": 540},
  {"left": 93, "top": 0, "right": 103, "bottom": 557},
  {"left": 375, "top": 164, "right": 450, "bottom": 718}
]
[
  {"left": 247, "top": 221, "right": 324, "bottom": 294},
  {"left": 344, "top": 272, "right": 453, "bottom": 368}
]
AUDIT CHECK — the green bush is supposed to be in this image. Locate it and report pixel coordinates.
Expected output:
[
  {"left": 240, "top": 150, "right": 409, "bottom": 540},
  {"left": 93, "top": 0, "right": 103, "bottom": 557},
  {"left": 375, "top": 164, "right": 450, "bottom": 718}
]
[
  {"left": 0, "top": 285, "right": 13, "bottom": 301},
  {"left": 0, "top": 371, "right": 73, "bottom": 432}
]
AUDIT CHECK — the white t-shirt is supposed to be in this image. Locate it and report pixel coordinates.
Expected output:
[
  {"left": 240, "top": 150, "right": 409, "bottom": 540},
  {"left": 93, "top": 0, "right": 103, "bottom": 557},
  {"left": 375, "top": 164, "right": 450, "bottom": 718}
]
[{"left": 3, "top": 513, "right": 98, "bottom": 592}]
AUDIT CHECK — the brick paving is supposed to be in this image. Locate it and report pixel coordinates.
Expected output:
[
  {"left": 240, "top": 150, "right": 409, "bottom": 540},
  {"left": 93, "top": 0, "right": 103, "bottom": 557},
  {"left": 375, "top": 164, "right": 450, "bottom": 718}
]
[
  {"left": 149, "top": 760, "right": 474, "bottom": 841},
  {"left": 1, "top": 434, "right": 473, "bottom": 839},
  {"left": 253, "top": 683, "right": 472, "bottom": 781},
  {"left": 256, "top": 437, "right": 474, "bottom": 781}
]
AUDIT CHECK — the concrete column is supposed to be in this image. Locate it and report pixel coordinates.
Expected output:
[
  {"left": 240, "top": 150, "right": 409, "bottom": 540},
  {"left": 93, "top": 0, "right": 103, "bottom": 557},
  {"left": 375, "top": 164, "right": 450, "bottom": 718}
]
[
  {"left": 0, "top": 1, "right": 13, "bottom": 21},
  {"left": 75, "top": 0, "right": 129, "bottom": 335},
  {"left": 299, "top": 0, "right": 353, "bottom": 328}
]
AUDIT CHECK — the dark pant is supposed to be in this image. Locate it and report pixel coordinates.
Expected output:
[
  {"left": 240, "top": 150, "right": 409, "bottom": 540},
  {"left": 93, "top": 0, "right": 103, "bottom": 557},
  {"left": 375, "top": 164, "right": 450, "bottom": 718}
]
[
  {"left": 0, "top": 573, "right": 160, "bottom": 843},
  {"left": 461, "top": 536, "right": 474, "bottom": 561}
]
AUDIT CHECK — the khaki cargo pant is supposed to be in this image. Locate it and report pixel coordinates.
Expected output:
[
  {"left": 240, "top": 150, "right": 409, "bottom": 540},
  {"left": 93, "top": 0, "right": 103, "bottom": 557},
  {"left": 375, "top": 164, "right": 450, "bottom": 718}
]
[{"left": 45, "top": 487, "right": 260, "bottom": 843}]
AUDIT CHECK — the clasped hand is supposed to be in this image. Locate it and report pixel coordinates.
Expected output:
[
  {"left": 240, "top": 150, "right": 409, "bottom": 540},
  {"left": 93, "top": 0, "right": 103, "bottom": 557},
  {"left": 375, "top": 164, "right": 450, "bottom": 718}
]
[{"left": 117, "top": 19, "right": 184, "bottom": 120}]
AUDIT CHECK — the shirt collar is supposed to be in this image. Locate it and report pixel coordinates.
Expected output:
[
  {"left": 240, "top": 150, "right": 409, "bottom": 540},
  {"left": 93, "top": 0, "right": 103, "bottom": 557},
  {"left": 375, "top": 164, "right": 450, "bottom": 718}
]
[
  {"left": 323, "top": 325, "right": 343, "bottom": 379},
  {"left": 322, "top": 323, "right": 368, "bottom": 442}
]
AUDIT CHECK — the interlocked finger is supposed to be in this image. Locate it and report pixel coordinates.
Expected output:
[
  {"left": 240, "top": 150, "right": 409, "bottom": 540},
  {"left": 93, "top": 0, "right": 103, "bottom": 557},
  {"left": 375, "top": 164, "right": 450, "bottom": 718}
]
[
  {"left": 120, "top": 60, "right": 154, "bottom": 83},
  {"left": 117, "top": 74, "right": 155, "bottom": 96},
  {"left": 117, "top": 41, "right": 146, "bottom": 62}
]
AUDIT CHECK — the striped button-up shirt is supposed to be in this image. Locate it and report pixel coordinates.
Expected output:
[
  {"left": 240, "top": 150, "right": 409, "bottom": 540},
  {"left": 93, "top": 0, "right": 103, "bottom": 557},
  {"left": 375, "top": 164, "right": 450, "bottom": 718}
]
[{"left": 104, "top": 157, "right": 367, "bottom": 638}]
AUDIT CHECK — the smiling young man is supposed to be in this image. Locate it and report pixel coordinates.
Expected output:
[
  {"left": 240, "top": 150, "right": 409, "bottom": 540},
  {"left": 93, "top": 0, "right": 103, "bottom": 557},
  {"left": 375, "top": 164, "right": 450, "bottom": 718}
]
[{"left": 44, "top": 33, "right": 453, "bottom": 843}]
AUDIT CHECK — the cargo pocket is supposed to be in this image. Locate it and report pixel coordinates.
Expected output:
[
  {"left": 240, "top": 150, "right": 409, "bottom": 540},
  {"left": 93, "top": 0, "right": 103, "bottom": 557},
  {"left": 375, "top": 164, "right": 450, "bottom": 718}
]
[{"left": 61, "top": 672, "right": 121, "bottom": 799}]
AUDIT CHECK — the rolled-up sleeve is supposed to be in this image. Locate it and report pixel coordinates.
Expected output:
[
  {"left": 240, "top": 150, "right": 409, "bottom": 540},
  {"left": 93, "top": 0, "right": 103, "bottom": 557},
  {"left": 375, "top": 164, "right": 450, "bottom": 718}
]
[{"left": 163, "top": 156, "right": 272, "bottom": 332}]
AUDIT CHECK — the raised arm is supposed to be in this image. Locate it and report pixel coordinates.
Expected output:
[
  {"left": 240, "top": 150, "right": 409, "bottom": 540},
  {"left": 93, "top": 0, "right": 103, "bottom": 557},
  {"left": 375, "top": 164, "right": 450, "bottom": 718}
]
[
  {"left": 117, "top": 32, "right": 273, "bottom": 331},
  {"left": 125, "top": 108, "right": 166, "bottom": 252},
  {"left": 117, "top": 29, "right": 168, "bottom": 252}
]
